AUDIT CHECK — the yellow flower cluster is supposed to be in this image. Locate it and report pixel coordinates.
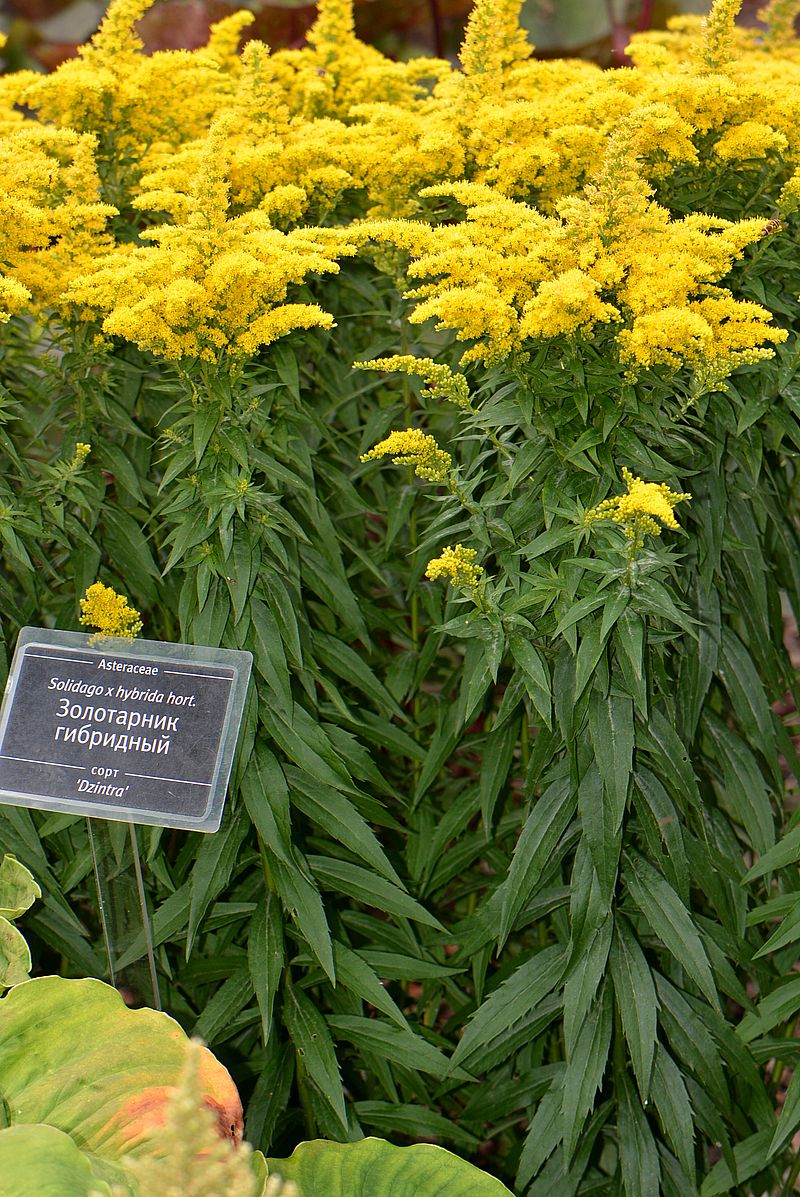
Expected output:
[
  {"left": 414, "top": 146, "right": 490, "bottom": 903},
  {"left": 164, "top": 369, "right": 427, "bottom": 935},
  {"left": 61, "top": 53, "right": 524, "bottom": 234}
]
[
  {"left": 355, "top": 356, "right": 472, "bottom": 408},
  {"left": 360, "top": 429, "right": 452, "bottom": 483},
  {"left": 0, "top": 126, "right": 114, "bottom": 318},
  {"left": 0, "top": 0, "right": 797, "bottom": 379},
  {"left": 65, "top": 118, "right": 352, "bottom": 361},
  {"left": 425, "top": 545, "right": 484, "bottom": 588},
  {"left": 584, "top": 468, "right": 691, "bottom": 540},
  {"left": 79, "top": 582, "right": 143, "bottom": 639},
  {"left": 71, "top": 443, "right": 91, "bottom": 470}
]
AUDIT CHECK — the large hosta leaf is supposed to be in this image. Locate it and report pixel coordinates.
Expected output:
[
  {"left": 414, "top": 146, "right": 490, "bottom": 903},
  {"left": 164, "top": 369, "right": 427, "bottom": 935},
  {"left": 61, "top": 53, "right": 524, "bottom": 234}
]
[
  {"left": 0, "top": 1124, "right": 134, "bottom": 1197},
  {"left": 0, "top": 855, "right": 39, "bottom": 990},
  {"left": 0, "top": 976, "right": 242, "bottom": 1159},
  {"left": 0, "top": 854, "right": 40, "bottom": 920},
  {"left": 267, "top": 1137, "right": 513, "bottom": 1197}
]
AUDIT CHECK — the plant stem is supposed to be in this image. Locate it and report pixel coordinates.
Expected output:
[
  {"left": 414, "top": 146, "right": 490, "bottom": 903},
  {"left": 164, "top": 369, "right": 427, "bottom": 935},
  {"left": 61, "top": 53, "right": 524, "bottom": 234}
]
[
  {"left": 258, "top": 833, "right": 274, "bottom": 892},
  {"left": 428, "top": 0, "right": 444, "bottom": 58},
  {"left": 782, "top": 1145, "right": 800, "bottom": 1196},
  {"left": 295, "top": 1053, "right": 318, "bottom": 1139}
]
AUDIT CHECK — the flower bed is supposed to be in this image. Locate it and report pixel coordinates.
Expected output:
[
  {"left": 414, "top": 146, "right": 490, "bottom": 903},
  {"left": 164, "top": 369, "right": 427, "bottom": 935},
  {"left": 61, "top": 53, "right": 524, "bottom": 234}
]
[{"left": 2, "top": 1, "right": 800, "bottom": 1193}]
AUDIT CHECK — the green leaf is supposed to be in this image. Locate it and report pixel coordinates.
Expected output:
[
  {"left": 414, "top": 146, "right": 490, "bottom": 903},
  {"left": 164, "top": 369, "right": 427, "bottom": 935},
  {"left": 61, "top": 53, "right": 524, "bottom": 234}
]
[
  {"left": 561, "top": 982, "right": 612, "bottom": 1162},
  {"left": 626, "top": 856, "right": 719, "bottom": 1011},
  {"left": 588, "top": 690, "right": 633, "bottom": 832},
  {"left": 288, "top": 770, "right": 402, "bottom": 885},
  {"left": 284, "top": 985, "right": 348, "bottom": 1133},
  {"left": 192, "top": 403, "right": 220, "bottom": 465},
  {"left": 614, "top": 610, "right": 647, "bottom": 714},
  {"left": 617, "top": 1070, "right": 660, "bottom": 1197},
  {"left": 450, "top": 945, "right": 567, "bottom": 1073},
  {"left": 0, "top": 855, "right": 40, "bottom": 920},
  {"left": 332, "top": 942, "right": 408, "bottom": 1030},
  {"left": 354, "top": 1102, "right": 479, "bottom": 1149},
  {"left": 717, "top": 627, "right": 777, "bottom": 758},
  {"left": 574, "top": 617, "right": 607, "bottom": 703},
  {"left": 516, "top": 1076, "right": 564, "bottom": 1187},
  {"left": 637, "top": 708, "right": 701, "bottom": 814},
  {"left": 248, "top": 893, "right": 284, "bottom": 1043},
  {"left": 268, "top": 852, "right": 335, "bottom": 983},
  {"left": 193, "top": 967, "right": 255, "bottom": 1043},
  {"left": 0, "top": 915, "right": 32, "bottom": 989},
  {"left": 651, "top": 1045, "right": 696, "bottom": 1184},
  {"left": 610, "top": 916, "right": 657, "bottom": 1100},
  {"left": 478, "top": 721, "right": 517, "bottom": 829},
  {"left": 578, "top": 761, "right": 621, "bottom": 903},
  {"left": 313, "top": 632, "right": 404, "bottom": 720},
  {"left": 497, "top": 776, "right": 577, "bottom": 946},
  {"left": 701, "top": 1129, "right": 773, "bottom": 1196},
  {"left": 358, "top": 950, "right": 464, "bottom": 981},
  {"left": 328, "top": 1015, "right": 458, "bottom": 1080},
  {"left": 743, "top": 822, "right": 800, "bottom": 882},
  {"left": 508, "top": 633, "right": 552, "bottom": 727},
  {"left": 0, "top": 1124, "right": 131, "bottom": 1197},
  {"left": 0, "top": 976, "right": 242, "bottom": 1158},
  {"left": 245, "top": 1040, "right": 294, "bottom": 1154},
  {"left": 564, "top": 912, "right": 612, "bottom": 1061},
  {"left": 250, "top": 598, "right": 292, "bottom": 713},
  {"left": 655, "top": 975, "right": 729, "bottom": 1114},
  {"left": 268, "top": 1137, "right": 514, "bottom": 1197},
  {"left": 633, "top": 768, "right": 690, "bottom": 904},
  {"left": 308, "top": 857, "right": 443, "bottom": 930},
  {"left": 186, "top": 813, "right": 248, "bottom": 958},
  {"left": 704, "top": 713, "right": 774, "bottom": 856},
  {"left": 737, "top": 975, "right": 800, "bottom": 1044},
  {"left": 770, "top": 1065, "right": 800, "bottom": 1157}
]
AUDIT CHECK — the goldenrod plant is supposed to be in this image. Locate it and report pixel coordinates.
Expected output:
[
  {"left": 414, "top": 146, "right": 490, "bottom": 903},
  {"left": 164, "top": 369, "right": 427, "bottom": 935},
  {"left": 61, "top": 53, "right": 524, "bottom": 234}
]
[{"left": 4, "top": 0, "right": 800, "bottom": 1192}]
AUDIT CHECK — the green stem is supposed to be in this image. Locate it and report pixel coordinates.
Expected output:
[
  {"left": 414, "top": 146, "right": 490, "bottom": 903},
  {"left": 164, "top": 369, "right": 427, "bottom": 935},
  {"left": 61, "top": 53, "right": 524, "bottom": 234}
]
[
  {"left": 781, "top": 1144, "right": 800, "bottom": 1196},
  {"left": 409, "top": 502, "right": 422, "bottom": 791},
  {"left": 295, "top": 1052, "right": 318, "bottom": 1138},
  {"left": 520, "top": 708, "right": 530, "bottom": 774},
  {"left": 613, "top": 997, "right": 625, "bottom": 1074},
  {"left": 257, "top": 833, "right": 274, "bottom": 893}
]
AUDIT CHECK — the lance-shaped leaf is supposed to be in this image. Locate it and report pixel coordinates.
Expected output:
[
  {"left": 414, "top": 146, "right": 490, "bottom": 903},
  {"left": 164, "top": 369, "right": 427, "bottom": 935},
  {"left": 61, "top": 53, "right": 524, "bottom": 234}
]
[
  {"left": 588, "top": 690, "right": 634, "bottom": 832},
  {"left": 609, "top": 916, "right": 657, "bottom": 1100},
  {"left": 449, "top": 944, "right": 567, "bottom": 1074},
  {"left": 617, "top": 1070, "right": 660, "bottom": 1197},
  {"left": 626, "top": 856, "right": 719, "bottom": 1012},
  {"left": 497, "top": 776, "right": 577, "bottom": 946},
  {"left": 561, "top": 982, "right": 612, "bottom": 1162}
]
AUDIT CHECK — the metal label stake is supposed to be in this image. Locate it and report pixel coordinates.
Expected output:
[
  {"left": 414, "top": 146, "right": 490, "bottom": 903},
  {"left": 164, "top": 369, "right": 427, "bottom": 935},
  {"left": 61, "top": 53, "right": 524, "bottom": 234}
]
[{"left": 87, "top": 816, "right": 161, "bottom": 1010}]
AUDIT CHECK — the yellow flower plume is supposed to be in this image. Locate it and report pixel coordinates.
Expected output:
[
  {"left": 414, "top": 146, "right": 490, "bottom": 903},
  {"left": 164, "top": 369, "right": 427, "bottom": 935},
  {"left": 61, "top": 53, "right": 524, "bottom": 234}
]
[
  {"left": 360, "top": 428, "right": 452, "bottom": 482},
  {"left": 425, "top": 545, "right": 484, "bottom": 588},
  {"left": 584, "top": 467, "right": 691, "bottom": 540},
  {"left": 355, "top": 356, "right": 472, "bottom": 409},
  {"left": 80, "top": 582, "right": 143, "bottom": 639}
]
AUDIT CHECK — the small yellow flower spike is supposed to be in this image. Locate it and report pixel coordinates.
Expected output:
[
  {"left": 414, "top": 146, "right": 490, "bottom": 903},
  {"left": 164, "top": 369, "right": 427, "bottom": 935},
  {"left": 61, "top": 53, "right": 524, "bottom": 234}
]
[
  {"left": 355, "top": 356, "right": 472, "bottom": 409},
  {"left": 72, "top": 442, "right": 91, "bottom": 469},
  {"left": 425, "top": 544, "right": 484, "bottom": 588},
  {"left": 584, "top": 467, "right": 691, "bottom": 541},
  {"left": 698, "top": 0, "right": 743, "bottom": 70},
  {"left": 80, "top": 582, "right": 142, "bottom": 639},
  {"left": 360, "top": 428, "right": 452, "bottom": 482}
]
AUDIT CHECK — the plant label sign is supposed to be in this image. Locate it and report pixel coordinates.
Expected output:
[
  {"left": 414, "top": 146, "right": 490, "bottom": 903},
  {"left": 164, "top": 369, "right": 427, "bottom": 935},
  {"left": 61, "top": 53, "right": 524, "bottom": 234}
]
[{"left": 0, "top": 628, "right": 252, "bottom": 832}]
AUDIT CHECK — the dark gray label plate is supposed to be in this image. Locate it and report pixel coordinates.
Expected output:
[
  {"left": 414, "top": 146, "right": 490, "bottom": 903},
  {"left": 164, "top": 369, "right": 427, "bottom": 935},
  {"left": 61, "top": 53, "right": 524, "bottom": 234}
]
[{"left": 0, "top": 629, "right": 252, "bottom": 831}]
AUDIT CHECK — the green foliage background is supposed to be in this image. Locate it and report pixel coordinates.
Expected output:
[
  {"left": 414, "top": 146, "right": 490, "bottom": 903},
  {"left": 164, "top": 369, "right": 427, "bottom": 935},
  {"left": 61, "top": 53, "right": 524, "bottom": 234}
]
[{"left": 4, "top": 3, "right": 800, "bottom": 1196}]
